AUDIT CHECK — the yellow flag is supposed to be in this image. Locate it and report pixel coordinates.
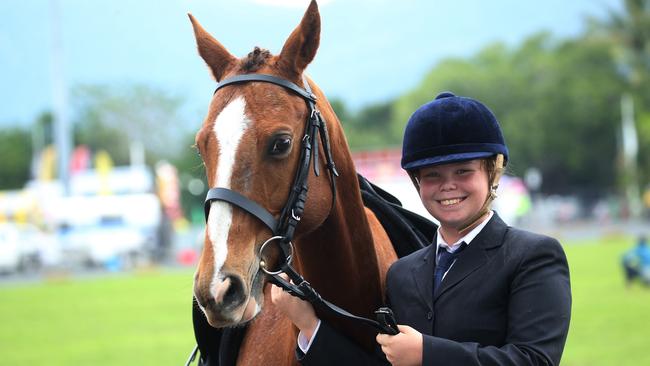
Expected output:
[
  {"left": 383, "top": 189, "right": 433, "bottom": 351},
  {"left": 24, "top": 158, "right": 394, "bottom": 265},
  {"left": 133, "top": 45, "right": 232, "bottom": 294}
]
[{"left": 95, "top": 150, "right": 114, "bottom": 195}]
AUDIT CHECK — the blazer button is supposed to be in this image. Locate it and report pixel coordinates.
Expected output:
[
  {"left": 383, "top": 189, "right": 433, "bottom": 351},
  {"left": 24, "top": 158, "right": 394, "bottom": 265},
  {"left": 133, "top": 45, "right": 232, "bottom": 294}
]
[{"left": 426, "top": 311, "right": 433, "bottom": 320}]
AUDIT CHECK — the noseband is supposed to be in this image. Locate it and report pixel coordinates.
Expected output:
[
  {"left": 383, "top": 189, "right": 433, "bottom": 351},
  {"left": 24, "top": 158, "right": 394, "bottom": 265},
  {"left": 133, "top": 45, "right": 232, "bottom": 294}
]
[{"left": 203, "top": 73, "right": 339, "bottom": 271}]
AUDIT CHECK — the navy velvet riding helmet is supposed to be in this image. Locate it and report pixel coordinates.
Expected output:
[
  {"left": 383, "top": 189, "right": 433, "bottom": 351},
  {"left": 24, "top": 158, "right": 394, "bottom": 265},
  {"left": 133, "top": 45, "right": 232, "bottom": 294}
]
[{"left": 400, "top": 92, "right": 509, "bottom": 171}]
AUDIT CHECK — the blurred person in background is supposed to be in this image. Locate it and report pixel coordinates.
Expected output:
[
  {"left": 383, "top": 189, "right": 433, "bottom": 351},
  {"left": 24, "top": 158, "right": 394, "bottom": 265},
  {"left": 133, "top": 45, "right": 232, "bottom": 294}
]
[{"left": 622, "top": 235, "right": 650, "bottom": 287}]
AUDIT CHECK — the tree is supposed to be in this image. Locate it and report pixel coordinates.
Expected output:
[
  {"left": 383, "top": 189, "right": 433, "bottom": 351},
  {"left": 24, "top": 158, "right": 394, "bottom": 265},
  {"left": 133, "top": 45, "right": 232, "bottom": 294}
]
[
  {"left": 342, "top": 100, "right": 397, "bottom": 150},
  {"left": 587, "top": 0, "right": 650, "bottom": 210},
  {"left": 0, "top": 127, "right": 32, "bottom": 189},
  {"left": 71, "top": 84, "right": 191, "bottom": 166},
  {"left": 168, "top": 131, "right": 206, "bottom": 224},
  {"left": 390, "top": 32, "right": 624, "bottom": 197}
]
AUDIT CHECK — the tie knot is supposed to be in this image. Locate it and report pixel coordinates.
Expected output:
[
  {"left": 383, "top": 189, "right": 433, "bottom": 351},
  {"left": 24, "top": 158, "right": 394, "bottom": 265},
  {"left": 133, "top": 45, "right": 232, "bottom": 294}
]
[
  {"left": 434, "top": 242, "right": 467, "bottom": 291},
  {"left": 437, "top": 242, "right": 467, "bottom": 271},
  {"left": 437, "top": 250, "right": 457, "bottom": 269}
]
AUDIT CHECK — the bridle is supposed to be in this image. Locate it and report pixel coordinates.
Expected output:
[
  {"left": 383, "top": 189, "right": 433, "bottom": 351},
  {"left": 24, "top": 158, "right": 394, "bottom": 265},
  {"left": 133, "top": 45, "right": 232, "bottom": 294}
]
[
  {"left": 187, "top": 71, "right": 398, "bottom": 366},
  {"left": 203, "top": 73, "right": 339, "bottom": 278},
  {"left": 201, "top": 72, "right": 398, "bottom": 340}
]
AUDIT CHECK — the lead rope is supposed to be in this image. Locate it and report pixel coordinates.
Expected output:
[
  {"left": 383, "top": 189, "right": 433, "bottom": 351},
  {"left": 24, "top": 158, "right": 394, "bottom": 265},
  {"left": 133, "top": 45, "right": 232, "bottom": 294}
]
[
  {"left": 266, "top": 260, "right": 399, "bottom": 335},
  {"left": 184, "top": 346, "right": 198, "bottom": 366}
]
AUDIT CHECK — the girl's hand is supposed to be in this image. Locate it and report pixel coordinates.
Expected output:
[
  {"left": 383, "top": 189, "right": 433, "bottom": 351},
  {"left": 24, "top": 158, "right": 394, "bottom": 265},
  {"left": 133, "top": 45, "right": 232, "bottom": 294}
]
[
  {"left": 270, "top": 274, "right": 319, "bottom": 342},
  {"left": 376, "top": 325, "right": 423, "bottom": 366}
]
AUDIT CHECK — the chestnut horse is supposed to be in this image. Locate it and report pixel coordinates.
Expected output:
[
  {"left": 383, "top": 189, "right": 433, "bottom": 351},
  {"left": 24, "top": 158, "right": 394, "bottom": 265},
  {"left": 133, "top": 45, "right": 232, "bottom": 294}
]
[{"left": 190, "top": 1, "right": 397, "bottom": 364}]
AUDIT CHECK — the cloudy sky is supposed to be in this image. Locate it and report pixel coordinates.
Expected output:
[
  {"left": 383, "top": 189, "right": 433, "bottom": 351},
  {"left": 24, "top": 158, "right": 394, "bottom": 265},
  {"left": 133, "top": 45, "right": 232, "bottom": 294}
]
[{"left": 0, "top": 0, "right": 621, "bottom": 126}]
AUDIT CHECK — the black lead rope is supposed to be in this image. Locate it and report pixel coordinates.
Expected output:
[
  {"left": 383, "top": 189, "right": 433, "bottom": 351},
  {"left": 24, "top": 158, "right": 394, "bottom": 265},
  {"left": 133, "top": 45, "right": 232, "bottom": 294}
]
[
  {"left": 266, "top": 260, "right": 399, "bottom": 336},
  {"left": 189, "top": 73, "right": 397, "bottom": 365}
]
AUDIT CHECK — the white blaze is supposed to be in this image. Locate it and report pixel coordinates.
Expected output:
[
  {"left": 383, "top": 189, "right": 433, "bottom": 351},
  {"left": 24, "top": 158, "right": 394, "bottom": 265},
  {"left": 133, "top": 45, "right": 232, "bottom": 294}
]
[{"left": 207, "top": 96, "right": 250, "bottom": 287}]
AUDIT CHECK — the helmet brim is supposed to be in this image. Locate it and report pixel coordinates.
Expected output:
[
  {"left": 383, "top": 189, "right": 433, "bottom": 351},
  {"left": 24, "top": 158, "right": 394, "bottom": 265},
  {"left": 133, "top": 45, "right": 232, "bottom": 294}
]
[{"left": 402, "top": 151, "right": 495, "bottom": 171}]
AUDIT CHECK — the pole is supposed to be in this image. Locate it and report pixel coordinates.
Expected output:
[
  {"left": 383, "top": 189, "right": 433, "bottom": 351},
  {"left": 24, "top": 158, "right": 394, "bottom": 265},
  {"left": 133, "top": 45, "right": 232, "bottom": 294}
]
[
  {"left": 50, "top": 0, "right": 71, "bottom": 195},
  {"left": 620, "top": 93, "right": 641, "bottom": 218}
]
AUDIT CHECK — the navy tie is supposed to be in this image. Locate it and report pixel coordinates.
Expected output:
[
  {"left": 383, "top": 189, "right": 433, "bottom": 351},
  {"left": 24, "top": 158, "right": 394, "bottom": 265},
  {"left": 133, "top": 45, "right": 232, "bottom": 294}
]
[{"left": 434, "top": 243, "right": 467, "bottom": 292}]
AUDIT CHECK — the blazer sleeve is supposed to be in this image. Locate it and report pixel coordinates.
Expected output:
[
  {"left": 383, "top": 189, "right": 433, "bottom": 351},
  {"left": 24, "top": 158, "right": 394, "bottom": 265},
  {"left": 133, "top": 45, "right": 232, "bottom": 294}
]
[
  {"left": 422, "top": 236, "right": 571, "bottom": 366},
  {"left": 296, "top": 320, "right": 389, "bottom": 366}
]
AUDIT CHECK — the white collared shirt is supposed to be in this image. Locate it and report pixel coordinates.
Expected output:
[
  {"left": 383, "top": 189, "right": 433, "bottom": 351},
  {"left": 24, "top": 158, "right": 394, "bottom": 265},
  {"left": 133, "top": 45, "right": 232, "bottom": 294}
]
[
  {"left": 297, "top": 319, "right": 322, "bottom": 353},
  {"left": 434, "top": 210, "right": 494, "bottom": 280}
]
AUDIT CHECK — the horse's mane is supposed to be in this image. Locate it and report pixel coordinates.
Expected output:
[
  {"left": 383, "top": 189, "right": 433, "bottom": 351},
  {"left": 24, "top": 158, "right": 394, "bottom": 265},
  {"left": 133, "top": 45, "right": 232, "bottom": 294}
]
[{"left": 239, "top": 47, "right": 272, "bottom": 72}]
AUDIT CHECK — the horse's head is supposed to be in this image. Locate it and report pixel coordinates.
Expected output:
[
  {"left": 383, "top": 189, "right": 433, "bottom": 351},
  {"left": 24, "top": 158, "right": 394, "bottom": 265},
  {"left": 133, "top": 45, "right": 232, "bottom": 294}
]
[{"left": 190, "top": 1, "right": 336, "bottom": 327}]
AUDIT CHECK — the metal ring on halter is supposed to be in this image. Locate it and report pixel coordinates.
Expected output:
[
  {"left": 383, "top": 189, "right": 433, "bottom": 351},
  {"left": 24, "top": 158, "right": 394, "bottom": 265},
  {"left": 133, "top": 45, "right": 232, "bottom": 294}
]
[{"left": 259, "top": 235, "right": 294, "bottom": 275}]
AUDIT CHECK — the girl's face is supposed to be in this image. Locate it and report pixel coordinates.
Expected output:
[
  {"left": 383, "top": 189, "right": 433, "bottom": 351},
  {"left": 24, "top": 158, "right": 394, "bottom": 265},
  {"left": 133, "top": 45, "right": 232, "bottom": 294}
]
[{"left": 418, "top": 159, "right": 489, "bottom": 233}]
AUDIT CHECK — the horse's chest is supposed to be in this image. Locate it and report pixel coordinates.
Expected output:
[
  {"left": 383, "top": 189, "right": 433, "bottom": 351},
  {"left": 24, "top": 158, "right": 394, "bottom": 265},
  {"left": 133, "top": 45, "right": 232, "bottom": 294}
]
[{"left": 237, "top": 307, "right": 299, "bottom": 366}]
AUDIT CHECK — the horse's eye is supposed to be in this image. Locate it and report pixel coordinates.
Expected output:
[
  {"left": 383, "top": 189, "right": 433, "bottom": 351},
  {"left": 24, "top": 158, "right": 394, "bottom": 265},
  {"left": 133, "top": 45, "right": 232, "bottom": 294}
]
[{"left": 269, "top": 136, "right": 292, "bottom": 156}]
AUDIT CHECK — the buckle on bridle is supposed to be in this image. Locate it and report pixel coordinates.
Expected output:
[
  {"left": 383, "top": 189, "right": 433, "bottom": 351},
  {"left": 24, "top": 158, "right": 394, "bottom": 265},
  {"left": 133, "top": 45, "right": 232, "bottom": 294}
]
[{"left": 259, "top": 235, "right": 294, "bottom": 275}]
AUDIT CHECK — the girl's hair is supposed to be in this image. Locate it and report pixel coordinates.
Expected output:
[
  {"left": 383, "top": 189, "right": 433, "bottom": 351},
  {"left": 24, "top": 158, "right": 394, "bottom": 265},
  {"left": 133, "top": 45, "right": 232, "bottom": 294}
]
[
  {"left": 482, "top": 157, "right": 505, "bottom": 188},
  {"left": 481, "top": 155, "right": 507, "bottom": 210}
]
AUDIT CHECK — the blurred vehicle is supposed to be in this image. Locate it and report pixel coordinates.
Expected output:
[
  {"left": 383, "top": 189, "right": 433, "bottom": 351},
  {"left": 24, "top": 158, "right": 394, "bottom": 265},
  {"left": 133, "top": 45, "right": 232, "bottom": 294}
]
[
  {"left": 0, "top": 224, "right": 21, "bottom": 273},
  {"left": 57, "top": 193, "right": 162, "bottom": 268},
  {"left": 4, "top": 165, "right": 171, "bottom": 271},
  {"left": 16, "top": 223, "right": 62, "bottom": 270},
  {"left": 0, "top": 223, "right": 60, "bottom": 273}
]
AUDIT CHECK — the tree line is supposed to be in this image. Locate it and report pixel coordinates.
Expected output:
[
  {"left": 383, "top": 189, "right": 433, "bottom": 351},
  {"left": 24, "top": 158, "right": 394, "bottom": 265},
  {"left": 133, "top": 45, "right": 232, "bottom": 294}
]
[
  {"left": 1, "top": 0, "right": 648, "bottom": 209},
  {"left": 339, "top": 0, "right": 650, "bottom": 201}
]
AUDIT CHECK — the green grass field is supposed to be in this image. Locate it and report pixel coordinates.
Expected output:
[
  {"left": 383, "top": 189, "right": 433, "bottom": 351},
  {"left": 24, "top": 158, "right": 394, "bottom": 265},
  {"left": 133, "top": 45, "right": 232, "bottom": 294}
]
[
  {"left": 562, "top": 237, "right": 650, "bottom": 366},
  {"left": 0, "top": 268, "right": 197, "bottom": 365},
  {"left": 1, "top": 237, "right": 649, "bottom": 365}
]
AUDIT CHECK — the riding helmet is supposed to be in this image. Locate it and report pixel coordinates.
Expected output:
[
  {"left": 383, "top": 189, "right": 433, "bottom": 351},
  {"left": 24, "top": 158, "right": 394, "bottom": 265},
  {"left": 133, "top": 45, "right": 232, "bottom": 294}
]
[{"left": 400, "top": 92, "right": 508, "bottom": 171}]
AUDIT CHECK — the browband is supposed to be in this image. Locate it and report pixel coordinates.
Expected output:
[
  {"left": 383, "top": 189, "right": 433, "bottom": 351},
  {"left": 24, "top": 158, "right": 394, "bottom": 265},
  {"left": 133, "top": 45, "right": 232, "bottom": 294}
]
[{"left": 214, "top": 74, "right": 317, "bottom": 102}]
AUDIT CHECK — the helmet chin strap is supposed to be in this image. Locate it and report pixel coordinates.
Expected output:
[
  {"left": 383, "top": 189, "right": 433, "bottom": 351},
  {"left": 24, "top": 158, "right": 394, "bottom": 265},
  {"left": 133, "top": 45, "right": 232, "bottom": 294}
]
[{"left": 457, "top": 154, "right": 505, "bottom": 235}]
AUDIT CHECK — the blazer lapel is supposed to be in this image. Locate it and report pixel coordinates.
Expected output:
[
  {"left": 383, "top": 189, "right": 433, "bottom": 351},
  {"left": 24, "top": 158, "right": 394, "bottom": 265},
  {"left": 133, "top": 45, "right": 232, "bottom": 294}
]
[
  {"left": 411, "top": 244, "right": 436, "bottom": 311},
  {"left": 433, "top": 214, "right": 508, "bottom": 301}
]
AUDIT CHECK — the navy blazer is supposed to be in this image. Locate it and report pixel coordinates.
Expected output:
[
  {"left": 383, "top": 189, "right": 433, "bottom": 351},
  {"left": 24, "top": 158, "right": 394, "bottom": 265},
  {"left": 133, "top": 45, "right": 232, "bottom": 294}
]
[{"left": 298, "top": 213, "right": 571, "bottom": 366}]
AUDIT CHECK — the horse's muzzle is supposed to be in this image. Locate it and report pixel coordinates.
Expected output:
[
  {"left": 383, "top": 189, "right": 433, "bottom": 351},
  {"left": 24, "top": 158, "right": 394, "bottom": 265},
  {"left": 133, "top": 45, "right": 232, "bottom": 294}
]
[{"left": 194, "top": 274, "right": 249, "bottom": 327}]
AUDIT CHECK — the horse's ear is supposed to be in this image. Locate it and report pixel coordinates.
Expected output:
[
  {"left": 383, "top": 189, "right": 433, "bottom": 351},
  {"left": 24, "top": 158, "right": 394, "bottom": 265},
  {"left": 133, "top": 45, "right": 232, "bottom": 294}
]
[
  {"left": 188, "top": 13, "right": 237, "bottom": 81},
  {"left": 278, "top": 0, "right": 320, "bottom": 76}
]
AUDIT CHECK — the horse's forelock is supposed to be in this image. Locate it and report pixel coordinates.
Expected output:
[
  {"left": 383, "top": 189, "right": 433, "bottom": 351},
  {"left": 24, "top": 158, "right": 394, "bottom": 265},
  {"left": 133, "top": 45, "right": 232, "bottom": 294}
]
[{"left": 239, "top": 47, "right": 273, "bottom": 73}]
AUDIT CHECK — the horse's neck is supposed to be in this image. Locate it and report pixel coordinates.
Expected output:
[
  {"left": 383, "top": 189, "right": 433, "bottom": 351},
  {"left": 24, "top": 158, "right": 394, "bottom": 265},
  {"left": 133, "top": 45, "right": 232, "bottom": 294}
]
[
  {"left": 299, "top": 173, "right": 378, "bottom": 281},
  {"left": 291, "top": 92, "right": 389, "bottom": 347},
  {"left": 297, "top": 95, "right": 385, "bottom": 310},
  {"left": 295, "top": 165, "right": 384, "bottom": 340}
]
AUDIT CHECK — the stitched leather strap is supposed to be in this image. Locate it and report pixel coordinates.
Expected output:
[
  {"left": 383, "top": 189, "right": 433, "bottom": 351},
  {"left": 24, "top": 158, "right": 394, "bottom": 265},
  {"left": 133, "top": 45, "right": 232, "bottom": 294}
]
[
  {"left": 204, "top": 188, "right": 278, "bottom": 232},
  {"left": 214, "top": 74, "right": 317, "bottom": 102},
  {"left": 267, "top": 265, "right": 399, "bottom": 335}
]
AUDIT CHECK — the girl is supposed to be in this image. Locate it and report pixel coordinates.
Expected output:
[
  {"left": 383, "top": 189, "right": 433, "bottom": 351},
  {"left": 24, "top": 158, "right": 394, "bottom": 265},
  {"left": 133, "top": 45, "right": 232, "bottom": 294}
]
[{"left": 272, "top": 92, "right": 571, "bottom": 366}]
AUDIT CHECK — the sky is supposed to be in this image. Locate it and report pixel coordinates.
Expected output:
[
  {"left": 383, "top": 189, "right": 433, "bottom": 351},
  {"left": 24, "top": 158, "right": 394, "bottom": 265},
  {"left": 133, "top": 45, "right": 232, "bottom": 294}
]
[{"left": 0, "top": 0, "right": 622, "bottom": 127}]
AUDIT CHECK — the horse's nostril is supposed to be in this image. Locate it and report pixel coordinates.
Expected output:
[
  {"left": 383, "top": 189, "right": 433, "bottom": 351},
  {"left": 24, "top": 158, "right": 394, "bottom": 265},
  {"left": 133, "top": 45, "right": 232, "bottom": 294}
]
[
  {"left": 224, "top": 279, "right": 239, "bottom": 303},
  {"left": 215, "top": 275, "right": 246, "bottom": 308}
]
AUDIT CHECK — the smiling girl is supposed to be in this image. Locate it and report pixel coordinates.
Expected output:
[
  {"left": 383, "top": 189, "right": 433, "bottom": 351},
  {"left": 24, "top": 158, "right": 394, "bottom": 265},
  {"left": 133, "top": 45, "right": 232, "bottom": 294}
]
[{"left": 273, "top": 92, "right": 572, "bottom": 366}]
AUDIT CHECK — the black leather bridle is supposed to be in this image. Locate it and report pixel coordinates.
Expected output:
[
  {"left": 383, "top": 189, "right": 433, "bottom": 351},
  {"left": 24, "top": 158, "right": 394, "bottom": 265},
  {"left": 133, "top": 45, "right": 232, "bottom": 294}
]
[
  {"left": 203, "top": 73, "right": 339, "bottom": 278},
  {"left": 188, "top": 72, "right": 398, "bottom": 366}
]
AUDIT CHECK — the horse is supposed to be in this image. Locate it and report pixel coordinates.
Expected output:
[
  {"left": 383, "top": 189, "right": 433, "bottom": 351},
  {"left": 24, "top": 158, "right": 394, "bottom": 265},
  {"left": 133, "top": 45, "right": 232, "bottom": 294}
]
[{"left": 189, "top": 1, "right": 398, "bottom": 364}]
